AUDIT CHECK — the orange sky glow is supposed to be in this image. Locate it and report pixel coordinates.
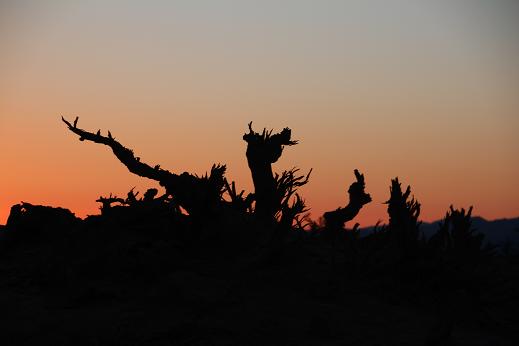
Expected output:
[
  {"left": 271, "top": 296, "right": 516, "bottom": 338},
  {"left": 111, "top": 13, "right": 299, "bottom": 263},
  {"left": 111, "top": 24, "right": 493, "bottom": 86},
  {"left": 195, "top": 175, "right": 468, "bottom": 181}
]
[{"left": 1, "top": 1, "right": 518, "bottom": 226}]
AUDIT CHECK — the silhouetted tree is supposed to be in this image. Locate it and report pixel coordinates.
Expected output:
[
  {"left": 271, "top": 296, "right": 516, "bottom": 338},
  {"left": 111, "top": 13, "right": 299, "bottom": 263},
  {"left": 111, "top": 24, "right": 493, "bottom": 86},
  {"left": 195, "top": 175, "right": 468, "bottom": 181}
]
[
  {"left": 242, "top": 122, "right": 310, "bottom": 224},
  {"left": 323, "top": 169, "right": 371, "bottom": 230},
  {"left": 62, "top": 117, "right": 226, "bottom": 219},
  {"left": 320, "top": 169, "right": 371, "bottom": 270}
]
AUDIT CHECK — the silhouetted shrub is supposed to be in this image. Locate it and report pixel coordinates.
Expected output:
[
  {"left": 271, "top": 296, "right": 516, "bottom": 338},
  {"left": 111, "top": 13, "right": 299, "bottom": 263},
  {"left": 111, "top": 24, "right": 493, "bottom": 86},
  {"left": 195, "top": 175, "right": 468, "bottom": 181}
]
[
  {"left": 385, "top": 178, "right": 422, "bottom": 256},
  {"left": 429, "top": 206, "right": 485, "bottom": 256}
]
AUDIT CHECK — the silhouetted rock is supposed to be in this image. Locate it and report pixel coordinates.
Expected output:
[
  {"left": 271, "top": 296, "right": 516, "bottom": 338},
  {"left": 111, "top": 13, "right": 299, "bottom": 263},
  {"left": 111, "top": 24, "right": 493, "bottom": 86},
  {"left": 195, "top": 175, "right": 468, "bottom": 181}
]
[{"left": 6, "top": 202, "right": 79, "bottom": 235}]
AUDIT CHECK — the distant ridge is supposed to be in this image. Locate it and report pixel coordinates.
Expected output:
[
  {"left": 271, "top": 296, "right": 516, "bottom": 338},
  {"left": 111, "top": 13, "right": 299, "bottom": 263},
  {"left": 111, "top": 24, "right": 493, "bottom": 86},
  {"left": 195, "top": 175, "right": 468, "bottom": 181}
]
[{"left": 360, "top": 216, "right": 519, "bottom": 254}]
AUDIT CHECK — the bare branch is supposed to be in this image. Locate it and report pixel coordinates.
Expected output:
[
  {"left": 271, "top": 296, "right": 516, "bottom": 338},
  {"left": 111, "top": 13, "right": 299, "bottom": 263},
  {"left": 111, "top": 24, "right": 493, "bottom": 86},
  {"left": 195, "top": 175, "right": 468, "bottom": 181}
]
[{"left": 62, "top": 116, "right": 172, "bottom": 183}]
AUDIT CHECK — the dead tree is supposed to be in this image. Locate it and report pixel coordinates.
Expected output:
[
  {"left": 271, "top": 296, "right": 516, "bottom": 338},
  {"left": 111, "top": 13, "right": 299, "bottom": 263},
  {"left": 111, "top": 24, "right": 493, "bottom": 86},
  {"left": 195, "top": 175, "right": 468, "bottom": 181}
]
[
  {"left": 323, "top": 169, "right": 372, "bottom": 230},
  {"left": 323, "top": 169, "right": 371, "bottom": 268},
  {"left": 62, "top": 116, "right": 226, "bottom": 218},
  {"left": 242, "top": 122, "right": 310, "bottom": 223}
]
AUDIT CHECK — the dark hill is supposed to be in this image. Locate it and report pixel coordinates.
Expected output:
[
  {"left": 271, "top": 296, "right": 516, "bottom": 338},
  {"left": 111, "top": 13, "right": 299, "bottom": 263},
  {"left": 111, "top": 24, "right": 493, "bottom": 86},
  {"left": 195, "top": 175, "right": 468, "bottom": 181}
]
[{"left": 0, "top": 201, "right": 518, "bottom": 345}]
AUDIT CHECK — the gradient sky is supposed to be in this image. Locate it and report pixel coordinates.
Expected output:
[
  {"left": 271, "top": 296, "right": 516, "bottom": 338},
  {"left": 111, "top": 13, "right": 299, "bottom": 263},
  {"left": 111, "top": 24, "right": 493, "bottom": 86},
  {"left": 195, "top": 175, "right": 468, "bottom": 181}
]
[{"left": 1, "top": 0, "right": 518, "bottom": 226}]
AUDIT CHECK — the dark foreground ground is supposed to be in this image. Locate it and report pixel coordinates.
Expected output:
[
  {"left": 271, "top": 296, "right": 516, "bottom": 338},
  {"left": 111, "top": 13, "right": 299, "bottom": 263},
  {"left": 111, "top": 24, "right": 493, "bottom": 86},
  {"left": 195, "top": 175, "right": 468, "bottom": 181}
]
[{"left": 0, "top": 209, "right": 518, "bottom": 346}]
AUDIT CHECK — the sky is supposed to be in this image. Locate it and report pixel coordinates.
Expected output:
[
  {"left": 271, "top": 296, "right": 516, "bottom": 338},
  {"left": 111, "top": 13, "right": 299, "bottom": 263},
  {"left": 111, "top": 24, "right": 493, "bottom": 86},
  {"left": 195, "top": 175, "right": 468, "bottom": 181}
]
[{"left": 1, "top": 0, "right": 518, "bottom": 226}]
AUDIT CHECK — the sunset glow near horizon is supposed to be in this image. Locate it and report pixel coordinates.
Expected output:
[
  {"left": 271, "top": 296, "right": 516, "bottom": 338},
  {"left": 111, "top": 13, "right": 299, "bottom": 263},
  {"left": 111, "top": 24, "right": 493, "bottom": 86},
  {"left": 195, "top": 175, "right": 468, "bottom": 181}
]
[{"left": 1, "top": 1, "right": 518, "bottom": 226}]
